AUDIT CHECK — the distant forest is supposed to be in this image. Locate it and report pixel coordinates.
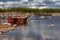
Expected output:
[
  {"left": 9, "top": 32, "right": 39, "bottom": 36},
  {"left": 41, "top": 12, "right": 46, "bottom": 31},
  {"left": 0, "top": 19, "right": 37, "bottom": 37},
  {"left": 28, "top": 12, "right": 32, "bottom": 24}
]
[{"left": 0, "top": 8, "right": 60, "bottom": 13}]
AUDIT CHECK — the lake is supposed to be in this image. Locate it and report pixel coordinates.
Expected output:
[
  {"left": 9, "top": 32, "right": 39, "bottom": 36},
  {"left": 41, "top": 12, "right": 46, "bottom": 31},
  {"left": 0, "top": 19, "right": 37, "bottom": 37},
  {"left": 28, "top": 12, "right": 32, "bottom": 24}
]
[{"left": 0, "top": 16, "right": 60, "bottom": 40}]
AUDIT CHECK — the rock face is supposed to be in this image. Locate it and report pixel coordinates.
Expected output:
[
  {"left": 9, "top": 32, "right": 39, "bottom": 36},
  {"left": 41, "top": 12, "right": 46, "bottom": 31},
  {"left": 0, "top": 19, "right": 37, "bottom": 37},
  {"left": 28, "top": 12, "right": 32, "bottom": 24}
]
[
  {"left": 0, "top": 24, "right": 16, "bottom": 35},
  {"left": 0, "top": 12, "right": 29, "bottom": 25},
  {"left": 8, "top": 17, "right": 28, "bottom": 26}
]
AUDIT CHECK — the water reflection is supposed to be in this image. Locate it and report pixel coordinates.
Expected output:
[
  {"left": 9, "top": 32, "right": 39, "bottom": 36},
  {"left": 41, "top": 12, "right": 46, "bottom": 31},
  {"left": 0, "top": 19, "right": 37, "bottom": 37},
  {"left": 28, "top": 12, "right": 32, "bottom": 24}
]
[{"left": 0, "top": 16, "right": 60, "bottom": 40}]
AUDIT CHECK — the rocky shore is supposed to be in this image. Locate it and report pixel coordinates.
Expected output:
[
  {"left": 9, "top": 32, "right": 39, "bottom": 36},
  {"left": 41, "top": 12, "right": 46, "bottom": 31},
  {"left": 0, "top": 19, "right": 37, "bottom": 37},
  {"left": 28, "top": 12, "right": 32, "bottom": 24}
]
[
  {"left": 0, "top": 24, "right": 17, "bottom": 35},
  {"left": 0, "top": 12, "right": 60, "bottom": 35},
  {"left": 0, "top": 12, "right": 29, "bottom": 19},
  {"left": 0, "top": 12, "right": 60, "bottom": 18}
]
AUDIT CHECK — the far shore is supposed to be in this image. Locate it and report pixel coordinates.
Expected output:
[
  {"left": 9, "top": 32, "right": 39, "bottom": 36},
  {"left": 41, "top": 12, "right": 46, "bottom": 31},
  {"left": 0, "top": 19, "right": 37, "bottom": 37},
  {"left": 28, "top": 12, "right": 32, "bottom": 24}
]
[
  {"left": 0, "top": 12, "right": 60, "bottom": 17},
  {"left": 0, "top": 8, "right": 60, "bottom": 16}
]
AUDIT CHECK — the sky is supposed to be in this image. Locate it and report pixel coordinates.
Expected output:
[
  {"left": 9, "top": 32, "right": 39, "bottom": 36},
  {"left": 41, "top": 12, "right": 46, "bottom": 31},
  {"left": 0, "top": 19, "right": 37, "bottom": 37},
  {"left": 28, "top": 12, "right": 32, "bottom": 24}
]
[{"left": 0, "top": 0, "right": 60, "bottom": 8}]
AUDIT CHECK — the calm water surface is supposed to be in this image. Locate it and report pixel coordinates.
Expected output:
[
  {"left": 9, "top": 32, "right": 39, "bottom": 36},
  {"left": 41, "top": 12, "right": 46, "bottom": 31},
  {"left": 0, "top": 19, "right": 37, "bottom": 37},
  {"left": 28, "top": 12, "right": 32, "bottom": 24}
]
[{"left": 0, "top": 16, "right": 60, "bottom": 40}]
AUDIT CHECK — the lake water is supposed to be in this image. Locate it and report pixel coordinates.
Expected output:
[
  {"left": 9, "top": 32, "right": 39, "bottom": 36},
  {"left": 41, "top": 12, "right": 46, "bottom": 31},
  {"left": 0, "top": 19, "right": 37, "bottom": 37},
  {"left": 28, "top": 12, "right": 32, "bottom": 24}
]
[{"left": 0, "top": 16, "right": 60, "bottom": 40}]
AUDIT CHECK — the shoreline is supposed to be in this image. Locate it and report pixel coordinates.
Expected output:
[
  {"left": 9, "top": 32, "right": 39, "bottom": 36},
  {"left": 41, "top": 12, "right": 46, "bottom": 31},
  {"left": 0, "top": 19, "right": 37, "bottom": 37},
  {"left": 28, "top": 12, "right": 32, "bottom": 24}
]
[{"left": 0, "top": 12, "right": 60, "bottom": 17}]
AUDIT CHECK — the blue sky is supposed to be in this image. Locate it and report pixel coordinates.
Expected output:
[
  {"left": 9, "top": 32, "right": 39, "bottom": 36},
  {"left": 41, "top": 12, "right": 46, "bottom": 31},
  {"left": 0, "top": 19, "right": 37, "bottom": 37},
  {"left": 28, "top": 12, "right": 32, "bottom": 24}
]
[
  {"left": 0, "top": 0, "right": 60, "bottom": 8},
  {"left": 0, "top": 0, "right": 59, "bottom": 2}
]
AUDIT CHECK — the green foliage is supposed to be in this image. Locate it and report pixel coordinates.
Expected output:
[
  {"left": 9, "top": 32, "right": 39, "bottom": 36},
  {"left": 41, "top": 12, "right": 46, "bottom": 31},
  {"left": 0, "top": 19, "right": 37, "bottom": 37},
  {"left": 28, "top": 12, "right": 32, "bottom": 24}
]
[{"left": 0, "top": 8, "right": 60, "bottom": 13}]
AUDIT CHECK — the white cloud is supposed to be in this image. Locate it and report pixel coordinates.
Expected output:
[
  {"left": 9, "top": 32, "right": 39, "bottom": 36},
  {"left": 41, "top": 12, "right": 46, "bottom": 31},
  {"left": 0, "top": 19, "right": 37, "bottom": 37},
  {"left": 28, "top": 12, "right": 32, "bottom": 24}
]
[
  {"left": 0, "top": 1, "right": 21, "bottom": 8},
  {"left": 0, "top": 0, "right": 60, "bottom": 8},
  {"left": 0, "top": 2, "right": 4, "bottom": 5}
]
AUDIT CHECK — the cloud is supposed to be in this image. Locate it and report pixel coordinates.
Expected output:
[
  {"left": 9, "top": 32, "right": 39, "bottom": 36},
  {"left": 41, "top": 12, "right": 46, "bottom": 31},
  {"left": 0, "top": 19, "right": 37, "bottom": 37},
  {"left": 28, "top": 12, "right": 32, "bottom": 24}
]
[
  {"left": 0, "top": 0, "right": 60, "bottom": 8},
  {"left": 0, "top": 2, "right": 4, "bottom": 5},
  {"left": 0, "top": 1, "right": 21, "bottom": 8}
]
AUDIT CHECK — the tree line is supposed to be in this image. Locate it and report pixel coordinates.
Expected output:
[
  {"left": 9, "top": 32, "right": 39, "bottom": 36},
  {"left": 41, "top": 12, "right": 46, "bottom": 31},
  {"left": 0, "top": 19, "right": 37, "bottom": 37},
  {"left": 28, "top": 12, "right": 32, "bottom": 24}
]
[{"left": 0, "top": 8, "right": 60, "bottom": 13}]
